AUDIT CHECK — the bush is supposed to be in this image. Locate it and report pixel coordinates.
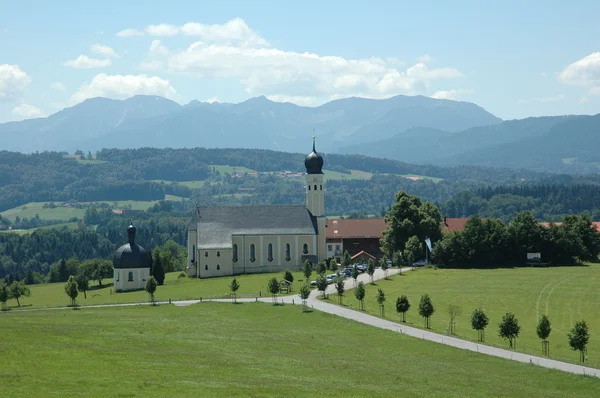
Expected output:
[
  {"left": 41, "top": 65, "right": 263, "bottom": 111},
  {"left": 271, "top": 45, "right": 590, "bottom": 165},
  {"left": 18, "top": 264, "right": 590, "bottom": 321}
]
[{"left": 178, "top": 271, "right": 186, "bottom": 279}]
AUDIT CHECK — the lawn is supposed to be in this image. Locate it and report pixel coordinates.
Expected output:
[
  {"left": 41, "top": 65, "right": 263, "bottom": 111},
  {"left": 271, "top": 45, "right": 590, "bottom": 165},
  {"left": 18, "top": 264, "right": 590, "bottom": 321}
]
[
  {"left": 2, "top": 303, "right": 598, "bottom": 397},
  {"left": 335, "top": 265, "right": 600, "bottom": 368},
  {"left": 0, "top": 202, "right": 86, "bottom": 222},
  {"left": 3, "top": 271, "right": 309, "bottom": 309}
]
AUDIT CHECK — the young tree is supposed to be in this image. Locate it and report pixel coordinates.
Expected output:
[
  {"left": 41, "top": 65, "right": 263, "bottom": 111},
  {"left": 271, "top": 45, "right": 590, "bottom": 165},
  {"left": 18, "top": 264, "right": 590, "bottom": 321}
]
[
  {"left": 403, "top": 236, "right": 423, "bottom": 266},
  {"left": 376, "top": 288, "right": 386, "bottom": 317},
  {"left": 537, "top": 314, "right": 552, "bottom": 356},
  {"left": 568, "top": 320, "right": 589, "bottom": 363},
  {"left": 447, "top": 304, "right": 463, "bottom": 335},
  {"left": 471, "top": 308, "right": 489, "bottom": 342},
  {"left": 64, "top": 275, "right": 79, "bottom": 307},
  {"left": 343, "top": 250, "right": 352, "bottom": 268},
  {"left": 351, "top": 265, "right": 359, "bottom": 286},
  {"left": 151, "top": 250, "right": 166, "bottom": 285},
  {"left": 75, "top": 274, "right": 89, "bottom": 299},
  {"left": 316, "top": 275, "right": 328, "bottom": 299},
  {"left": 301, "top": 260, "right": 312, "bottom": 284},
  {"left": 418, "top": 294, "right": 435, "bottom": 329},
  {"left": 335, "top": 277, "right": 345, "bottom": 305},
  {"left": 396, "top": 295, "right": 410, "bottom": 322},
  {"left": 0, "top": 283, "right": 9, "bottom": 310},
  {"left": 145, "top": 276, "right": 157, "bottom": 305},
  {"left": 392, "top": 251, "right": 403, "bottom": 274},
  {"left": 9, "top": 281, "right": 31, "bottom": 307},
  {"left": 298, "top": 284, "right": 311, "bottom": 312},
  {"left": 316, "top": 261, "right": 327, "bottom": 276},
  {"left": 229, "top": 278, "right": 240, "bottom": 303},
  {"left": 355, "top": 281, "right": 366, "bottom": 310},
  {"left": 367, "top": 258, "right": 375, "bottom": 284},
  {"left": 328, "top": 258, "right": 338, "bottom": 271},
  {"left": 267, "top": 277, "right": 280, "bottom": 303},
  {"left": 380, "top": 256, "right": 389, "bottom": 279},
  {"left": 498, "top": 312, "right": 521, "bottom": 349}
]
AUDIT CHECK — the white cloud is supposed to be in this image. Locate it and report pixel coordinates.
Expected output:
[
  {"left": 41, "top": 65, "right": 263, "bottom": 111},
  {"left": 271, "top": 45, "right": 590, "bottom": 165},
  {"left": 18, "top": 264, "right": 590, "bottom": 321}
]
[
  {"left": 517, "top": 94, "right": 565, "bottom": 104},
  {"left": 0, "top": 64, "right": 31, "bottom": 102},
  {"left": 145, "top": 24, "right": 180, "bottom": 37},
  {"left": 417, "top": 54, "right": 433, "bottom": 63},
  {"left": 91, "top": 44, "right": 118, "bottom": 58},
  {"left": 116, "top": 28, "right": 144, "bottom": 37},
  {"left": 50, "top": 82, "right": 66, "bottom": 91},
  {"left": 431, "top": 89, "right": 474, "bottom": 100},
  {"left": 149, "top": 40, "right": 169, "bottom": 57},
  {"left": 12, "top": 103, "right": 43, "bottom": 119},
  {"left": 64, "top": 55, "right": 112, "bottom": 69},
  {"left": 139, "top": 60, "right": 163, "bottom": 70},
  {"left": 203, "top": 96, "right": 220, "bottom": 103},
  {"left": 579, "top": 97, "right": 590, "bottom": 104},
  {"left": 588, "top": 86, "right": 600, "bottom": 96},
  {"left": 69, "top": 73, "right": 177, "bottom": 104},
  {"left": 558, "top": 52, "right": 600, "bottom": 86}
]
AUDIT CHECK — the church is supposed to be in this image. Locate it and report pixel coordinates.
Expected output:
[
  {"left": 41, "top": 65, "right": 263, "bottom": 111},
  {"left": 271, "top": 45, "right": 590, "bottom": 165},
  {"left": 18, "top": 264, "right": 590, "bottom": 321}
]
[{"left": 186, "top": 138, "right": 327, "bottom": 278}]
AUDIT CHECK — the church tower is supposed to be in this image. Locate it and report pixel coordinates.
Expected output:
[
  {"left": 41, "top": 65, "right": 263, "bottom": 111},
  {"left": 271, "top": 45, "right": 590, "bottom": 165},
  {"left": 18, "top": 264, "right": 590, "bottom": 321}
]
[{"left": 304, "top": 136, "right": 327, "bottom": 261}]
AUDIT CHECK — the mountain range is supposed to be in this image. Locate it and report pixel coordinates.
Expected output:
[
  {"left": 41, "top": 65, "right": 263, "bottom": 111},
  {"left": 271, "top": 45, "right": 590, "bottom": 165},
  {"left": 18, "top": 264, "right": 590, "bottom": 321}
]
[{"left": 1, "top": 94, "right": 599, "bottom": 174}]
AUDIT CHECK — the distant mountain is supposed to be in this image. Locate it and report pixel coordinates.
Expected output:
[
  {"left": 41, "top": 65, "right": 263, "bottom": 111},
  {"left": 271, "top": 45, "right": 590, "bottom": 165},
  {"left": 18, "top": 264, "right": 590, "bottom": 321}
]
[{"left": 0, "top": 94, "right": 501, "bottom": 153}]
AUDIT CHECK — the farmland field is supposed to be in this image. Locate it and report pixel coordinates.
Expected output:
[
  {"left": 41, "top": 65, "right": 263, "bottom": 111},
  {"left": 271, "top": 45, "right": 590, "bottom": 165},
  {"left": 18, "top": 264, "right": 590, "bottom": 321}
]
[
  {"left": 3, "top": 303, "right": 599, "bottom": 397},
  {"left": 338, "top": 265, "right": 600, "bottom": 368},
  {"left": 323, "top": 169, "right": 373, "bottom": 181}
]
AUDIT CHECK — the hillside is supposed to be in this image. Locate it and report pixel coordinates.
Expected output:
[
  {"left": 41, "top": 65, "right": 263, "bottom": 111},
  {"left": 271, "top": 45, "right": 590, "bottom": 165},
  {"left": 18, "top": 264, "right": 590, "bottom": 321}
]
[{"left": 0, "top": 94, "right": 501, "bottom": 154}]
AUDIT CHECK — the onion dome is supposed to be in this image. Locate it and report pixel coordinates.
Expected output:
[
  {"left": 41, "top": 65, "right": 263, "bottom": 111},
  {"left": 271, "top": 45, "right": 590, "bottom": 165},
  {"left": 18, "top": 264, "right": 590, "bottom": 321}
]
[
  {"left": 304, "top": 135, "right": 324, "bottom": 174},
  {"left": 113, "top": 223, "right": 152, "bottom": 269}
]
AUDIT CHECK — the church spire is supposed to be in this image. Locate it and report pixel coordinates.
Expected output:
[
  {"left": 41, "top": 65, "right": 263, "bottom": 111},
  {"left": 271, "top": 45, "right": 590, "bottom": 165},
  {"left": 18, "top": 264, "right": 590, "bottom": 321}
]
[{"left": 312, "top": 129, "right": 316, "bottom": 152}]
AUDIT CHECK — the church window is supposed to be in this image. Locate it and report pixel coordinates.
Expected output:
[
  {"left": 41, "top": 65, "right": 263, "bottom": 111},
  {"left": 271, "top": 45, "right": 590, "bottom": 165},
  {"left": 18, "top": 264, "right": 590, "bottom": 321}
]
[
  {"left": 320, "top": 184, "right": 323, "bottom": 190},
  {"left": 232, "top": 244, "right": 238, "bottom": 262},
  {"left": 285, "top": 243, "right": 291, "bottom": 261},
  {"left": 268, "top": 243, "right": 273, "bottom": 262},
  {"left": 205, "top": 264, "right": 208, "bottom": 271},
  {"left": 217, "top": 251, "right": 220, "bottom": 257},
  {"left": 192, "top": 245, "right": 196, "bottom": 262},
  {"left": 314, "top": 185, "right": 317, "bottom": 190},
  {"left": 205, "top": 251, "right": 208, "bottom": 257},
  {"left": 217, "top": 264, "right": 220, "bottom": 271},
  {"left": 250, "top": 244, "right": 256, "bottom": 262},
  {"left": 128, "top": 272, "right": 133, "bottom": 282},
  {"left": 116, "top": 272, "right": 120, "bottom": 282},
  {"left": 308, "top": 185, "right": 311, "bottom": 191},
  {"left": 303, "top": 243, "right": 309, "bottom": 254}
]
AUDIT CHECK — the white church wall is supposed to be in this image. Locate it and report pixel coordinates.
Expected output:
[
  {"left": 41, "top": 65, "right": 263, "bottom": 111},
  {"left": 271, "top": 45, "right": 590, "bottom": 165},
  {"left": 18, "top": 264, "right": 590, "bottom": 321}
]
[{"left": 114, "top": 268, "right": 150, "bottom": 292}]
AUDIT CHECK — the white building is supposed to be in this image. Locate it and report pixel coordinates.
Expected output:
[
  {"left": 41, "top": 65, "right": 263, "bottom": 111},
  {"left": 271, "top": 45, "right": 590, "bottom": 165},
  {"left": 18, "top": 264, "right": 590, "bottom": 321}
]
[{"left": 113, "top": 223, "right": 152, "bottom": 292}]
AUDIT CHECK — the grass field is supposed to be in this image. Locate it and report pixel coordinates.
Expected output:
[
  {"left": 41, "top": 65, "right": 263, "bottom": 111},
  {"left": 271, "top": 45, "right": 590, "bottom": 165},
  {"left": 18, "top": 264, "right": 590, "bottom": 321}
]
[
  {"left": 213, "top": 165, "right": 257, "bottom": 174},
  {"left": 323, "top": 169, "right": 373, "bottom": 181},
  {"left": 335, "top": 265, "right": 600, "bottom": 368},
  {"left": 2, "top": 303, "right": 598, "bottom": 397},
  {"left": 400, "top": 174, "right": 444, "bottom": 183},
  {"left": 151, "top": 179, "right": 206, "bottom": 189},
  {"left": 2, "top": 271, "right": 308, "bottom": 310}
]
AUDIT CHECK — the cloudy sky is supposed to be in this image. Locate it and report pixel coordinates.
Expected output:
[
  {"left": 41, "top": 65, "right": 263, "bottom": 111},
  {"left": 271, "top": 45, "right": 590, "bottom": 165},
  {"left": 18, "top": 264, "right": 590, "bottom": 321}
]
[{"left": 1, "top": 0, "right": 599, "bottom": 122}]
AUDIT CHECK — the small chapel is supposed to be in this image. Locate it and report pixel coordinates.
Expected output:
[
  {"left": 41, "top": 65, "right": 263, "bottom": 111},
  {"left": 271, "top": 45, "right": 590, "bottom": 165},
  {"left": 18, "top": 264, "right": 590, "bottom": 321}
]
[
  {"left": 113, "top": 223, "right": 152, "bottom": 292},
  {"left": 186, "top": 138, "right": 327, "bottom": 278}
]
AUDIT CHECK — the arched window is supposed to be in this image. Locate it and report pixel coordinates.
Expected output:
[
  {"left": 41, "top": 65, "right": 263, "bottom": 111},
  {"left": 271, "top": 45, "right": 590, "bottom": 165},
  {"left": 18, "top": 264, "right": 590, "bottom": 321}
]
[
  {"left": 116, "top": 272, "right": 120, "bottom": 282},
  {"left": 217, "top": 264, "right": 220, "bottom": 271},
  {"left": 192, "top": 245, "right": 196, "bottom": 262},
  {"left": 303, "top": 243, "right": 309, "bottom": 254},
  {"left": 268, "top": 243, "right": 273, "bottom": 262},
  {"left": 314, "top": 184, "right": 317, "bottom": 190},
  {"left": 308, "top": 185, "right": 311, "bottom": 191},
  {"left": 250, "top": 244, "right": 256, "bottom": 262},
  {"left": 217, "top": 251, "right": 220, "bottom": 257},
  {"left": 205, "top": 251, "right": 208, "bottom": 257},
  {"left": 285, "top": 243, "right": 291, "bottom": 261},
  {"left": 205, "top": 264, "right": 208, "bottom": 270},
  {"left": 128, "top": 272, "right": 133, "bottom": 282},
  {"left": 232, "top": 244, "right": 238, "bottom": 262},
  {"left": 320, "top": 184, "right": 323, "bottom": 190}
]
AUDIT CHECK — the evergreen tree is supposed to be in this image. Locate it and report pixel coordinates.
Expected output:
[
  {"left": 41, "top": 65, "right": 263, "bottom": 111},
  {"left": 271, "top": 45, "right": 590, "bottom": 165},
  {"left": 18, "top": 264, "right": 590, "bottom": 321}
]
[{"left": 151, "top": 250, "right": 165, "bottom": 285}]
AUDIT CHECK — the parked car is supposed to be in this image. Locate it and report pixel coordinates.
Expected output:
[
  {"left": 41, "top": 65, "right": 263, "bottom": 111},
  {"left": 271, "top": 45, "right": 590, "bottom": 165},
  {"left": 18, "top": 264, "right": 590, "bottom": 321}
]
[
  {"left": 412, "top": 259, "right": 427, "bottom": 267},
  {"left": 356, "top": 264, "right": 367, "bottom": 273},
  {"left": 342, "top": 268, "right": 353, "bottom": 277}
]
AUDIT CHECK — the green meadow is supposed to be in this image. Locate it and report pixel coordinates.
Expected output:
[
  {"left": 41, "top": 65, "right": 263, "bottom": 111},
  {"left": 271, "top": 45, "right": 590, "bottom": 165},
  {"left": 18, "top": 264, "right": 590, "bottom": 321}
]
[
  {"left": 2, "top": 303, "right": 598, "bottom": 397},
  {"left": 336, "top": 264, "right": 600, "bottom": 368}
]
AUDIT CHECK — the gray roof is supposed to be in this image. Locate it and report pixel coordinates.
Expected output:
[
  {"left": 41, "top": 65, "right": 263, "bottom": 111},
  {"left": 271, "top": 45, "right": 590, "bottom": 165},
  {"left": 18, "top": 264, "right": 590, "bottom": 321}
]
[{"left": 189, "top": 205, "right": 318, "bottom": 249}]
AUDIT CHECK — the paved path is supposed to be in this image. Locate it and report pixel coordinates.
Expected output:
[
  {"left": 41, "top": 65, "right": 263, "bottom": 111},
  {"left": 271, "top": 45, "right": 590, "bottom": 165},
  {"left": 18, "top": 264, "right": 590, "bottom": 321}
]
[{"left": 4, "top": 266, "right": 599, "bottom": 378}]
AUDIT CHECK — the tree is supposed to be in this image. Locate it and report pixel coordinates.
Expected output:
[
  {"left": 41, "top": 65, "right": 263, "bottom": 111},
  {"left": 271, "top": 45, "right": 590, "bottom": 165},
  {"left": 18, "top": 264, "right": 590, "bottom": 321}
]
[
  {"left": 316, "top": 261, "right": 327, "bottom": 276},
  {"left": 316, "top": 275, "right": 328, "bottom": 299},
  {"left": 395, "top": 295, "right": 410, "bottom": 322},
  {"left": 145, "top": 276, "right": 157, "bottom": 305},
  {"left": 267, "top": 277, "right": 280, "bottom": 303},
  {"left": 403, "top": 236, "right": 423, "bottom": 266},
  {"left": 447, "top": 304, "right": 463, "bottom": 335},
  {"left": 376, "top": 288, "right": 386, "bottom": 317},
  {"left": 328, "top": 258, "right": 338, "bottom": 271},
  {"left": 351, "top": 265, "right": 359, "bottom": 286},
  {"left": 418, "top": 294, "right": 435, "bottom": 329},
  {"left": 58, "top": 259, "right": 69, "bottom": 282},
  {"left": 64, "top": 275, "right": 79, "bottom": 307},
  {"left": 0, "top": 283, "right": 9, "bottom": 310},
  {"left": 299, "top": 284, "right": 311, "bottom": 312},
  {"left": 355, "top": 281, "right": 366, "bottom": 310},
  {"left": 367, "top": 258, "right": 375, "bottom": 284},
  {"left": 343, "top": 250, "right": 352, "bottom": 268},
  {"left": 335, "top": 277, "right": 345, "bottom": 305},
  {"left": 568, "top": 320, "right": 589, "bottom": 363},
  {"left": 283, "top": 269, "right": 294, "bottom": 284},
  {"left": 392, "top": 251, "right": 403, "bottom": 274},
  {"left": 471, "top": 308, "right": 489, "bottom": 342},
  {"left": 9, "top": 281, "right": 30, "bottom": 307},
  {"left": 85, "top": 259, "right": 112, "bottom": 287},
  {"left": 151, "top": 250, "right": 166, "bottom": 285},
  {"left": 301, "top": 260, "right": 312, "bottom": 284},
  {"left": 537, "top": 314, "right": 552, "bottom": 356},
  {"left": 498, "top": 312, "right": 521, "bottom": 349},
  {"left": 380, "top": 255, "right": 389, "bottom": 279},
  {"left": 229, "top": 278, "right": 240, "bottom": 303},
  {"left": 76, "top": 274, "right": 89, "bottom": 299},
  {"left": 380, "top": 191, "right": 442, "bottom": 255}
]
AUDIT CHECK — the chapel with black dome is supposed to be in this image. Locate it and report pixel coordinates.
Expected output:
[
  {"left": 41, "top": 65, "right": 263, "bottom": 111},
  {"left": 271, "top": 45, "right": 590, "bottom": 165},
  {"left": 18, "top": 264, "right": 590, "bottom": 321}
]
[{"left": 113, "top": 223, "right": 152, "bottom": 292}]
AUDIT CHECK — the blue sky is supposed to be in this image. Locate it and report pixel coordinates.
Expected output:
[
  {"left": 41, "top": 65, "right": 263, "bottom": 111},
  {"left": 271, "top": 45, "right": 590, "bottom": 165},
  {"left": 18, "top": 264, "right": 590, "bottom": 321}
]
[{"left": 1, "top": 0, "right": 599, "bottom": 122}]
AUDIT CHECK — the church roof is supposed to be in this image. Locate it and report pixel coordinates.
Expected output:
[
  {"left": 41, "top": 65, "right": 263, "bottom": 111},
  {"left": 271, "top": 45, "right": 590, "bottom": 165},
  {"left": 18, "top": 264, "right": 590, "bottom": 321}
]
[{"left": 189, "top": 204, "right": 319, "bottom": 249}]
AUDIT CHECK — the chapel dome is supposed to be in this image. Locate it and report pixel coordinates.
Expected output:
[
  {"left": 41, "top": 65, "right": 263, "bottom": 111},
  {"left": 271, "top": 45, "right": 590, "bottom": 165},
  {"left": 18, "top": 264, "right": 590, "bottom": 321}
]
[
  {"left": 113, "top": 223, "right": 152, "bottom": 269},
  {"left": 304, "top": 136, "right": 324, "bottom": 174}
]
